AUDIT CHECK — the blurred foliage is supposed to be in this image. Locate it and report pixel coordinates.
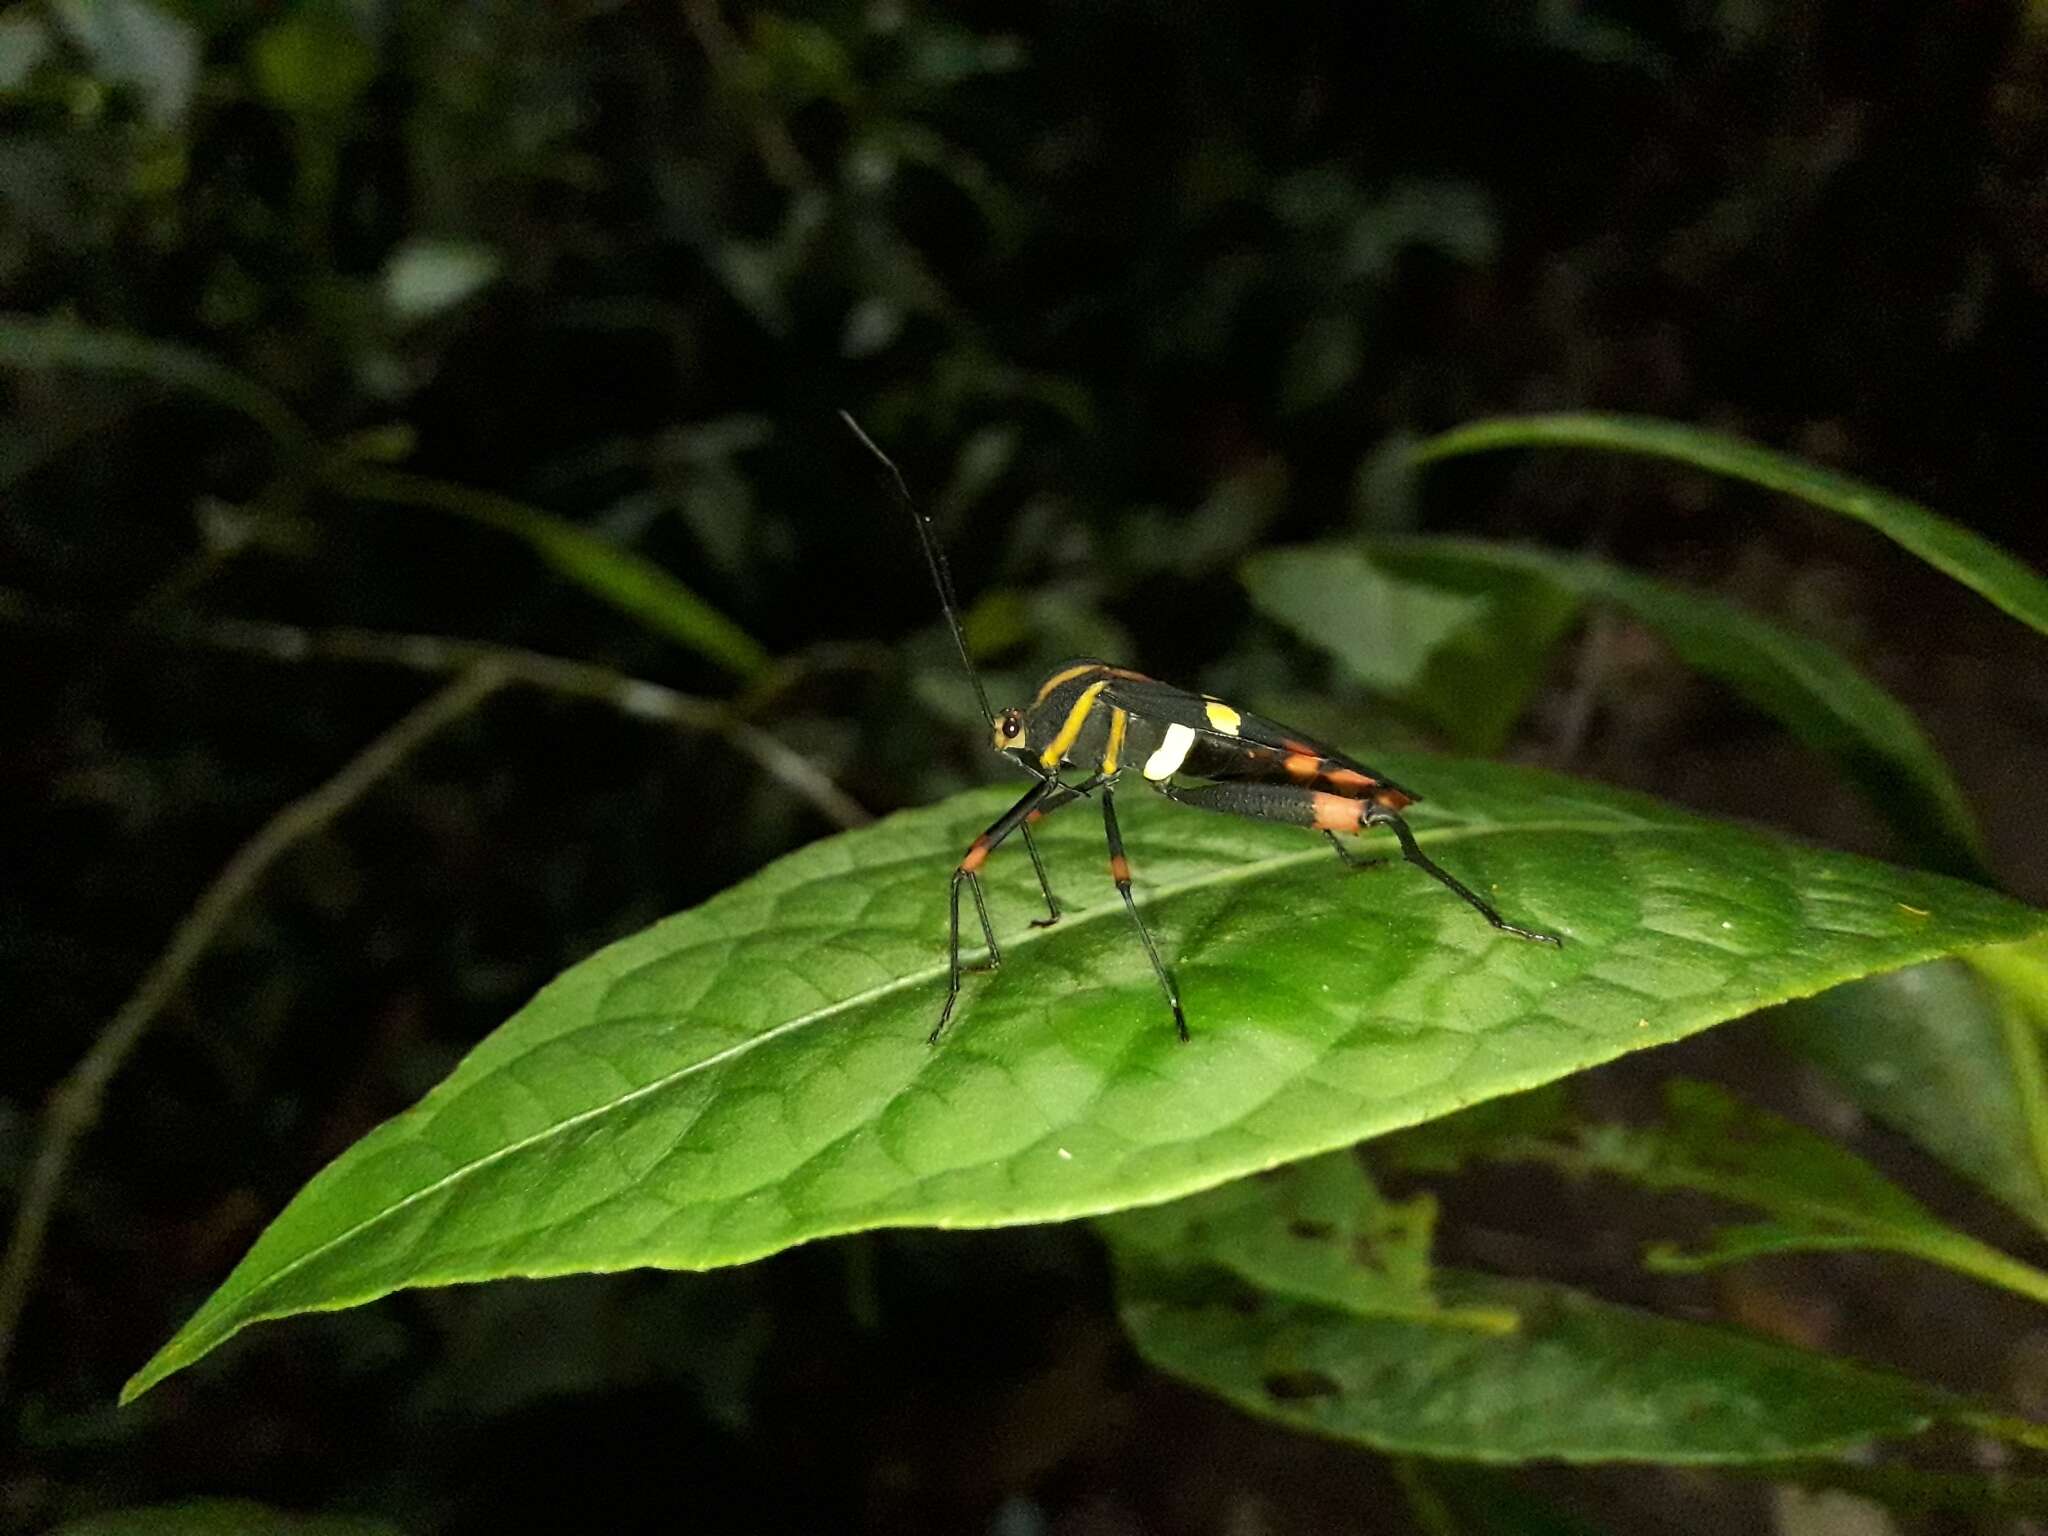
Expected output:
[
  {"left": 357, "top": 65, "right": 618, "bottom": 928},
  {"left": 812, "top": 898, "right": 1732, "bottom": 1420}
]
[{"left": 7, "top": 1, "right": 2048, "bottom": 1533}]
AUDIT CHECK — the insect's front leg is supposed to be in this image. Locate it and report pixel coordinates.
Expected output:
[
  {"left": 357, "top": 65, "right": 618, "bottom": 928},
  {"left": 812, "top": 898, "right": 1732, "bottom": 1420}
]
[
  {"left": 935, "top": 777, "right": 1065, "bottom": 1044},
  {"left": 1018, "top": 772, "right": 1107, "bottom": 928}
]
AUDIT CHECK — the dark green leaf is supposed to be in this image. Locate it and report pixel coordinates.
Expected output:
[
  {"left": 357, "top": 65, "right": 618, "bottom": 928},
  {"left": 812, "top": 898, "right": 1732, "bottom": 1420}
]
[
  {"left": 128, "top": 757, "right": 2044, "bottom": 1398},
  {"left": 1240, "top": 546, "right": 1495, "bottom": 696},
  {"left": 49, "top": 1501, "right": 403, "bottom": 1536},
  {"left": 1772, "top": 940, "right": 2048, "bottom": 1238},
  {"left": 333, "top": 466, "right": 770, "bottom": 679},
  {"left": 1410, "top": 414, "right": 2048, "bottom": 638},
  {"left": 1112, "top": 1260, "right": 1947, "bottom": 1463},
  {"left": 51, "top": 0, "right": 198, "bottom": 129},
  {"left": 1099, "top": 1153, "right": 1516, "bottom": 1331},
  {"left": 0, "top": 314, "right": 313, "bottom": 452},
  {"left": 250, "top": 5, "right": 375, "bottom": 118},
  {"left": 1246, "top": 542, "right": 1582, "bottom": 753},
  {"left": 1370, "top": 537, "right": 1988, "bottom": 880},
  {"left": 1498, "top": 1080, "right": 2048, "bottom": 1303}
]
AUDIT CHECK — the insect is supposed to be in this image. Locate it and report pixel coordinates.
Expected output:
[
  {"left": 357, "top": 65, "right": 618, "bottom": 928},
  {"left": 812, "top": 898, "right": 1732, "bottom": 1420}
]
[{"left": 843, "top": 413, "right": 1561, "bottom": 1045}]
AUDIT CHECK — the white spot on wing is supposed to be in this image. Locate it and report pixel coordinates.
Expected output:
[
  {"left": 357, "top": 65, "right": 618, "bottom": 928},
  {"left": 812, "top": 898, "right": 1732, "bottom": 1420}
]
[{"left": 1143, "top": 722, "right": 1197, "bottom": 781}]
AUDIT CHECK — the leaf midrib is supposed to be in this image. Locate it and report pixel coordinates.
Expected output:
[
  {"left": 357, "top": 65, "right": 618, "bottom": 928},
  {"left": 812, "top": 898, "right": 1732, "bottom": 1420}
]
[{"left": 195, "top": 816, "right": 1677, "bottom": 1328}]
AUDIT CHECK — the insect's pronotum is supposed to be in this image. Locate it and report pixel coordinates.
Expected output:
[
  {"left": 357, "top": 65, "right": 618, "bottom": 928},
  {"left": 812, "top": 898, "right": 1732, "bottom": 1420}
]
[{"left": 843, "top": 413, "right": 1561, "bottom": 1044}]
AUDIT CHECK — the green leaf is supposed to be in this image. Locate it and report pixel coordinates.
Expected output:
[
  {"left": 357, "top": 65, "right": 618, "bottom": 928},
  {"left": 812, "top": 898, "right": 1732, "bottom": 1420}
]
[
  {"left": 1771, "top": 941, "right": 2048, "bottom": 1238},
  {"left": 332, "top": 466, "right": 769, "bottom": 679},
  {"left": 1098, "top": 1153, "right": 1517, "bottom": 1332},
  {"left": 381, "top": 239, "right": 502, "bottom": 326},
  {"left": 49, "top": 1501, "right": 403, "bottom": 1536},
  {"left": 250, "top": 4, "right": 376, "bottom": 119},
  {"left": 1370, "top": 537, "right": 1988, "bottom": 880},
  {"left": 1111, "top": 1260, "right": 1948, "bottom": 1463},
  {"left": 1240, "top": 546, "right": 1495, "bottom": 695},
  {"left": 1400, "top": 1464, "right": 1616, "bottom": 1536},
  {"left": 126, "top": 756, "right": 2045, "bottom": 1399},
  {"left": 1244, "top": 542, "right": 1581, "bottom": 753},
  {"left": 51, "top": 0, "right": 199, "bottom": 129},
  {"left": 1410, "top": 414, "right": 2048, "bottom": 638},
  {"left": 1489, "top": 1079, "right": 2048, "bottom": 1303},
  {"left": 0, "top": 314, "right": 313, "bottom": 452}
]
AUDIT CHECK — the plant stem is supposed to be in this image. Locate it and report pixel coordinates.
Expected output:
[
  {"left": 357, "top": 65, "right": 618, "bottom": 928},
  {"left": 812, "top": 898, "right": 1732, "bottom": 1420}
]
[{"left": 0, "top": 670, "right": 504, "bottom": 1392}]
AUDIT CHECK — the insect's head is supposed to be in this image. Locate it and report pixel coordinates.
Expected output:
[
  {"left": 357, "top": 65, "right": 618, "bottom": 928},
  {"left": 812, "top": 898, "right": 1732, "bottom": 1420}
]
[{"left": 991, "top": 707, "right": 1027, "bottom": 755}]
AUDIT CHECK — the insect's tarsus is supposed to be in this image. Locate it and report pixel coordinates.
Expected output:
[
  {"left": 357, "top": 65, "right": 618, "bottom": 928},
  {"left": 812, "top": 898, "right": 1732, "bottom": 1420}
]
[{"left": 1367, "top": 804, "right": 1563, "bottom": 947}]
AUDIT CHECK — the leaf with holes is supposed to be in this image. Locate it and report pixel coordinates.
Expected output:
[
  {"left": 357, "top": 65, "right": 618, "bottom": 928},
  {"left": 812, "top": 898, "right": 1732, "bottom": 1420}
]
[
  {"left": 127, "top": 755, "right": 2045, "bottom": 1399},
  {"left": 1391, "top": 1078, "right": 2048, "bottom": 1304},
  {"left": 1099, "top": 1151, "right": 1516, "bottom": 1332},
  {"left": 1110, "top": 1257, "right": 1953, "bottom": 1463}
]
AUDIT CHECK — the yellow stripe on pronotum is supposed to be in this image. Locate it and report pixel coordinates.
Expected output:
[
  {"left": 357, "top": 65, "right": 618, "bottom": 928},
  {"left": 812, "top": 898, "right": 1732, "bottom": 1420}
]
[
  {"left": 1032, "top": 662, "right": 1102, "bottom": 705},
  {"left": 1038, "top": 680, "right": 1108, "bottom": 770}
]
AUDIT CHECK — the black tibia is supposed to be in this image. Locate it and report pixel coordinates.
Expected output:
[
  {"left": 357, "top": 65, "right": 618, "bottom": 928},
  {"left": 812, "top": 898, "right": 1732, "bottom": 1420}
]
[
  {"left": 1021, "top": 781, "right": 1086, "bottom": 928},
  {"left": 1363, "top": 803, "right": 1562, "bottom": 946},
  {"left": 936, "top": 778, "right": 1060, "bottom": 1045},
  {"left": 1101, "top": 787, "right": 1188, "bottom": 1042}
]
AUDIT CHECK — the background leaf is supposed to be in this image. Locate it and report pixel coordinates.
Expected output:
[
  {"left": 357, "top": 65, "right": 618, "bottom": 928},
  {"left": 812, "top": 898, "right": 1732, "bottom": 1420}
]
[
  {"left": 0, "top": 315, "right": 312, "bottom": 452},
  {"left": 127, "top": 756, "right": 2044, "bottom": 1397},
  {"left": 49, "top": 1500, "right": 404, "bottom": 1536},
  {"left": 1426, "top": 1078, "right": 2048, "bottom": 1303},
  {"left": 1410, "top": 415, "right": 2048, "bottom": 638},
  {"left": 333, "top": 466, "right": 770, "bottom": 679},
  {"left": 1369, "top": 537, "right": 1989, "bottom": 880},
  {"left": 1238, "top": 545, "right": 1577, "bottom": 754},
  {"left": 1111, "top": 1260, "right": 1949, "bottom": 1464},
  {"left": 1770, "top": 944, "right": 2048, "bottom": 1239},
  {"left": 1099, "top": 1151, "right": 1516, "bottom": 1331}
]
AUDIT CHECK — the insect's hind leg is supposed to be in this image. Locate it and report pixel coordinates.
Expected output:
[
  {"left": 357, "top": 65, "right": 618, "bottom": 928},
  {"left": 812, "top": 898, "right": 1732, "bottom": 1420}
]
[
  {"left": 1363, "top": 802, "right": 1562, "bottom": 947},
  {"left": 1101, "top": 786, "right": 1188, "bottom": 1042},
  {"left": 1156, "top": 781, "right": 1558, "bottom": 947}
]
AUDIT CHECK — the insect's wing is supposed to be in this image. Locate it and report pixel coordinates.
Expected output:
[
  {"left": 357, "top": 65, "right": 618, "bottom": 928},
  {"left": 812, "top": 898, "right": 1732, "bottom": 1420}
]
[{"left": 1099, "top": 678, "right": 1415, "bottom": 803}]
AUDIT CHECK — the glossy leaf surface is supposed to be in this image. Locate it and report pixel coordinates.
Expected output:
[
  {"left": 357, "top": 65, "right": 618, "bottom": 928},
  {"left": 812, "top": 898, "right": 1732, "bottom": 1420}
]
[
  {"left": 1411, "top": 413, "right": 2048, "bottom": 637},
  {"left": 129, "top": 757, "right": 2045, "bottom": 1399}
]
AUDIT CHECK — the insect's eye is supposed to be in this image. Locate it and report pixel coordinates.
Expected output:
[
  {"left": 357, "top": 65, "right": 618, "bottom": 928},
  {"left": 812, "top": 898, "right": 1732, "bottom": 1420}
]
[{"left": 1001, "top": 713, "right": 1022, "bottom": 740}]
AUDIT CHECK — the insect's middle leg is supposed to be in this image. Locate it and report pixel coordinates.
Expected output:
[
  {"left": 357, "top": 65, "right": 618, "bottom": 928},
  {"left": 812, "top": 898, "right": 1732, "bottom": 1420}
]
[{"left": 1101, "top": 786, "right": 1188, "bottom": 1042}]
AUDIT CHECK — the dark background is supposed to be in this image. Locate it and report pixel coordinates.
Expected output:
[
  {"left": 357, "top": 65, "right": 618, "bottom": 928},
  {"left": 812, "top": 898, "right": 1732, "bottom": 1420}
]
[{"left": 6, "top": 2, "right": 2048, "bottom": 1532}]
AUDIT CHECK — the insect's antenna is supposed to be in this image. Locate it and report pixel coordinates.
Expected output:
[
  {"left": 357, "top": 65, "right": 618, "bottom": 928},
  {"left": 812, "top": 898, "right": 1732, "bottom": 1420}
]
[{"left": 839, "top": 410, "right": 996, "bottom": 727}]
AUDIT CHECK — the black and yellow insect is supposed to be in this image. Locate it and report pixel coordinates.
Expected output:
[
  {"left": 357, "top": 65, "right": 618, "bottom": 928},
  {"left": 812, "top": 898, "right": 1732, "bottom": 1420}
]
[{"left": 844, "top": 413, "right": 1561, "bottom": 1045}]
